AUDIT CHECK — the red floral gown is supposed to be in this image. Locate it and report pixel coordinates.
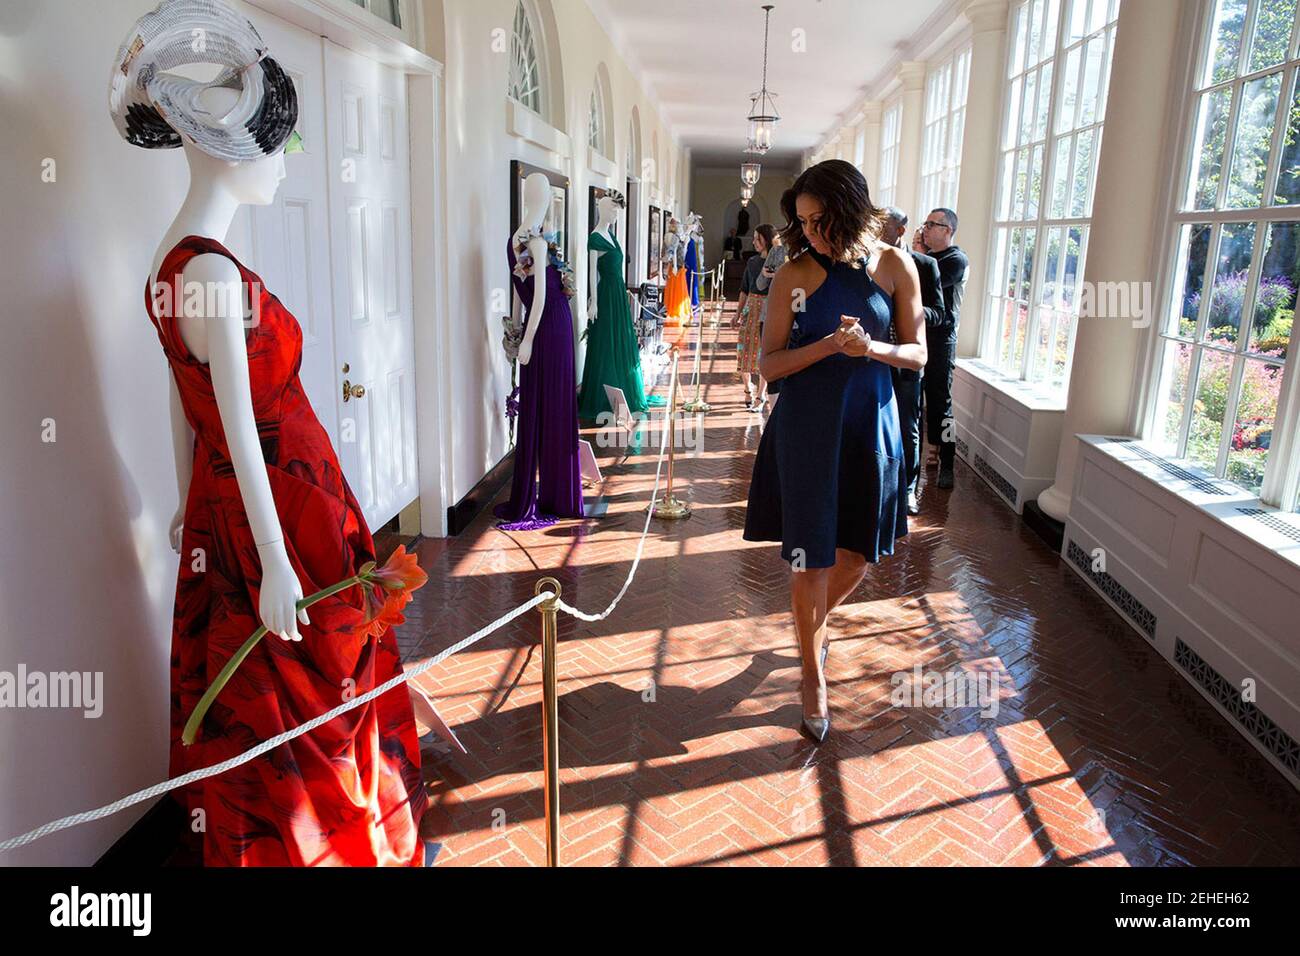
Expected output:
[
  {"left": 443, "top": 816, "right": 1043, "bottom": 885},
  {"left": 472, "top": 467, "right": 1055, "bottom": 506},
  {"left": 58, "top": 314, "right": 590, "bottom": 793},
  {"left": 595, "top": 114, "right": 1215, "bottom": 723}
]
[{"left": 146, "top": 236, "right": 427, "bottom": 866}]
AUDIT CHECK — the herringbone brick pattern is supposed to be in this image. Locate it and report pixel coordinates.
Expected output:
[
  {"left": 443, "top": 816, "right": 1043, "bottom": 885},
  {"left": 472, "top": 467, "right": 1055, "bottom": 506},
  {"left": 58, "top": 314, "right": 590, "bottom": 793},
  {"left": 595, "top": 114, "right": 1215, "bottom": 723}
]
[{"left": 388, "top": 304, "right": 1300, "bottom": 867}]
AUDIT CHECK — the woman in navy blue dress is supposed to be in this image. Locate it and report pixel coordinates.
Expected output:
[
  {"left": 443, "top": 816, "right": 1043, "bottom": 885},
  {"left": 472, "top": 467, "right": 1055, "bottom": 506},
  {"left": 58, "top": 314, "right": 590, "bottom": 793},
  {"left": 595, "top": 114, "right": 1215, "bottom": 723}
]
[{"left": 743, "top": 160, "right": 927, "bottom": 743}]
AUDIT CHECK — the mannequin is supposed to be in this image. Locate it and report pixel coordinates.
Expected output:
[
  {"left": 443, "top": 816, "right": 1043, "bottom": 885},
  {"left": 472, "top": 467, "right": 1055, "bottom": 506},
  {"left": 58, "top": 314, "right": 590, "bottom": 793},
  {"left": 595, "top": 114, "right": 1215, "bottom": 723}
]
[
  {"left": 662, "top": 216, "right": 691, "bottom": 328},
  {"left": 685, "top": 212, "right": 704, "bottom": 310},
  {"left": 143, "top": 81, "right": 439, "bottom": 867},
  {"left": 151, "top": 92, "right": 299, "bottom": 636},
  {"left": 495, "top": 172, "right": 585, "bottom": 528},
  {"left": 578, "top": 192, "right": 661, "bottom": 418}
]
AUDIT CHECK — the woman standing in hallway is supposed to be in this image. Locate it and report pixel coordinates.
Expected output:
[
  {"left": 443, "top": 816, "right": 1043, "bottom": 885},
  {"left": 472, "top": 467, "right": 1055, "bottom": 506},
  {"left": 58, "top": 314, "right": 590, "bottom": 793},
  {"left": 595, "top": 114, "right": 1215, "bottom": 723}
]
[
  {"left": 736, "top": 224, "right": 776, "bottom": 411},
  {"left": 743, "top": 160, "right": 926, "bottom": 743}
]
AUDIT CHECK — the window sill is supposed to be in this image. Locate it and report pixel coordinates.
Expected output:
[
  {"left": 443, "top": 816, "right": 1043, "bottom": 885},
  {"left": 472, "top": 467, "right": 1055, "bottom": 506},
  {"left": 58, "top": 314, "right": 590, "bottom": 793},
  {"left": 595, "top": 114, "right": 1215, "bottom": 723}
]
[
  {"left": 506, "top": 97, "right": 571, "bottom": 157},
  {"left": 956, "top": 358, "right": 1068, "bottom": 412},
  {"left": 1079, "top": 435, "right": 1300, "bottom": 570}
]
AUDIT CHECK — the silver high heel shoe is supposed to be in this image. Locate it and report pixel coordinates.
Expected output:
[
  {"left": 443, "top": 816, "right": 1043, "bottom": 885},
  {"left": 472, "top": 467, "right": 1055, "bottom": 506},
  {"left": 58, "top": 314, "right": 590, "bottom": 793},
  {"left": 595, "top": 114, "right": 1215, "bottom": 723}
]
[{"left": 800, "top": 641, "right": 831, "bottom": 744}]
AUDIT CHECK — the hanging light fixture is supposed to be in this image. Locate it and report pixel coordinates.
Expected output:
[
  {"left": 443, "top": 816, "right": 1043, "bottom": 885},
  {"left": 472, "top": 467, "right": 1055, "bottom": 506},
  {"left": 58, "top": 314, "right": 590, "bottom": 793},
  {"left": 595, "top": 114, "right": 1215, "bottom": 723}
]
[
  {"left": 746, "top": 4, "right": 780, "bottom": 156},
  {"left": 741, "top": 183, "right": 755, "bottom": 202},
  {"left": 741, "top": 162, "right": 762, "bottom": 187}
]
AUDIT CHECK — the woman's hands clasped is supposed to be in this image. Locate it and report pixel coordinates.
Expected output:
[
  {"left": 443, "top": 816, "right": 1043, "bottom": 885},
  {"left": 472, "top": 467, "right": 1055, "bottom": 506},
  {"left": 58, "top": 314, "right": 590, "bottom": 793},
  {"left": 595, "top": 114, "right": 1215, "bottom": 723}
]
[{"left": 832, "top": 315, "right": 872, "bottom": 358}]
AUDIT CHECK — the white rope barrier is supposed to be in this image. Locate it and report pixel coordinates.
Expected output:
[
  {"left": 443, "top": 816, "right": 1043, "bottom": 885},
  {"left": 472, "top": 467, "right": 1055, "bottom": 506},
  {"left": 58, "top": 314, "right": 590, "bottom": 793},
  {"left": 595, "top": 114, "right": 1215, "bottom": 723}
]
[{"left": 0, "top": 355, "right": 686, "bottom": 854}]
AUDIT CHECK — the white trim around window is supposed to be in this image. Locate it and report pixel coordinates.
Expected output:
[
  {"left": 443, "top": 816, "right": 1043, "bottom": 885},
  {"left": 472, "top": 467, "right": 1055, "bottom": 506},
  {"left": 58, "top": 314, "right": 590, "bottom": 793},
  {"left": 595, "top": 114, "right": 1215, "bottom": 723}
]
[
  {"left": 920, "top": 44, "right": 973, "bottom": 215},
  {"left": 878, "top": 98, "right": 903, "bottom": 208}
]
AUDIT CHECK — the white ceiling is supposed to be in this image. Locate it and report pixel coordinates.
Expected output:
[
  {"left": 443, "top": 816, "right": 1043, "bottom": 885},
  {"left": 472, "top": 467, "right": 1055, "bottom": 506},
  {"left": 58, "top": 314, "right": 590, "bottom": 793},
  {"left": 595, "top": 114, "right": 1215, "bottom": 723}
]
[{"left": 588, "top": 0, "right": 951, "bottom": 169}]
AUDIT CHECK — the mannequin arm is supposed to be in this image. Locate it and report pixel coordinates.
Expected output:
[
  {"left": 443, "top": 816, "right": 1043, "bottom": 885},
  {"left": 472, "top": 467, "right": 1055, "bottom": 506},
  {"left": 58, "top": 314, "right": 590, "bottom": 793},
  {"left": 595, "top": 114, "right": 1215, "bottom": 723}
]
[
  {"left": 167, "top": 376, "right": 194, "bottom": 554},
  {"left": 183, "top": 254, "right": 308, "bottom": 642},
  {"left": 588, "top": 247, "right": 601, "bottom": 318},
  {"left": 518, "top": 235, "right": 549, "bottom": 365}
]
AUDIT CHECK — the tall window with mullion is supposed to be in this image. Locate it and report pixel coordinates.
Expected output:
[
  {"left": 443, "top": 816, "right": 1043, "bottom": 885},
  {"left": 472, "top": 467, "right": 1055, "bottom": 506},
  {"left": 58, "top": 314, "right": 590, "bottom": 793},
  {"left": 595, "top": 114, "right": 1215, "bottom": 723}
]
[
  {"left": 878, "top": 100, "right": 903, "bottom": 207},
  {"left": 920, "top": 46, "right": 972, "bottom": 215},
  {"left": 508, "top": 1, "right": 544, "bottom": 116},
  {"left": 985, "top": 0, "right": 1119, "bottom": 390},
  {"left": 1150, "top": 0, "right": 1300, "bottom": 504}
]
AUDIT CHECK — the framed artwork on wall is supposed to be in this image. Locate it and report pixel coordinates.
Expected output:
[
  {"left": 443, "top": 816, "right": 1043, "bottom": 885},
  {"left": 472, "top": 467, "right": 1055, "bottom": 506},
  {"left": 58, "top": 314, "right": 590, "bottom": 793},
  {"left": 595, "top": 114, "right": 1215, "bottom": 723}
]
[{"left": 647, "top": 204, "right": 662, "bottom": 282}]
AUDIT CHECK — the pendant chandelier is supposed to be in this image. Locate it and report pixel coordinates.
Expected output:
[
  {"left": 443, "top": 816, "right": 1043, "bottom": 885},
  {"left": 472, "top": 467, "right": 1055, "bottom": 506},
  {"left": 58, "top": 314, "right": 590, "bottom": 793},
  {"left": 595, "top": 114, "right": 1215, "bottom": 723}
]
[
  {"left": 741, "top": 162, "right": 762, "bottom": 187},
  {"left": 740, "top": 183, "right": 755, "bottom": 202},
  {"left": 746, "top": 4, "right": 780, "bottom": 155}
]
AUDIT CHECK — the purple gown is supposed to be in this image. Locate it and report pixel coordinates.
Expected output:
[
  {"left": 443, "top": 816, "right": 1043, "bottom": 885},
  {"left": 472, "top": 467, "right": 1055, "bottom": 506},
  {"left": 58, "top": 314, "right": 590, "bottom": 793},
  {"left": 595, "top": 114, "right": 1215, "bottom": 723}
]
[{"left": 494, "top": 237, "right": 585, "bottom": 529}]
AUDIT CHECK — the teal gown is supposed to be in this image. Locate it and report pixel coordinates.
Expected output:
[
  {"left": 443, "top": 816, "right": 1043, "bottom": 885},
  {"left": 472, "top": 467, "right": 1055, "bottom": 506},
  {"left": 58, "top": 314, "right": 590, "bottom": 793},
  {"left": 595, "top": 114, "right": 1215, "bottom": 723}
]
[{"left": 578, "top": 230, "right": 663, "bottom": 417}]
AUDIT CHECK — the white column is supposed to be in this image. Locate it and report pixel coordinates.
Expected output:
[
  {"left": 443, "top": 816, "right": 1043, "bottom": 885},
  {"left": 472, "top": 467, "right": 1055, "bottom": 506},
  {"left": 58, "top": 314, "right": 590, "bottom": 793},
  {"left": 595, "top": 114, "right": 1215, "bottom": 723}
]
[
  {"left": 954, "top": 0, "right": 1010, "bottom": 359},
  {"left": 859, "top": 101, "right": 883, "bottom": 191},
  {"left": 1037, "top": 0, "right": 1190, "bottom": 521},
  {"left": 895, "top": 60, "right": 927, "bottom": 223}
]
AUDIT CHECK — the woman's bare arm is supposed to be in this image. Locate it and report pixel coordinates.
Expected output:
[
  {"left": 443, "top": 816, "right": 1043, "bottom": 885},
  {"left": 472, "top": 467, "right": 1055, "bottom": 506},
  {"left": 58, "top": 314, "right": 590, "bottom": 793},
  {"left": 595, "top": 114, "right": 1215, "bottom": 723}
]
[
  {"left": 861, "top": 246, "right": 927, "bottom": 372},
  {"left": 757, "top": 260, "right": 840, "bottom": 383}
]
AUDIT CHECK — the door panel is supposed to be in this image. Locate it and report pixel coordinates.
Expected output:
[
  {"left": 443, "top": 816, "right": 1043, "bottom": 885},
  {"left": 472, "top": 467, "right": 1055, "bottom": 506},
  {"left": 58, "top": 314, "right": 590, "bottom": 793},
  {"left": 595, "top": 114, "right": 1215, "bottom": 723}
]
[{"left": 324, "top": 39, "right": 419, "bottom": 531}]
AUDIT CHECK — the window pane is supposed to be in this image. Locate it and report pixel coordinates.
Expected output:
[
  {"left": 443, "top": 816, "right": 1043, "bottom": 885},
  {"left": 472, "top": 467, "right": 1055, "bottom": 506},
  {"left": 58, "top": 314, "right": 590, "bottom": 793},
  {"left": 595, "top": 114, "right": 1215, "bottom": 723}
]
[
  {"left": 1227, "top": 357, "right": 1283, "bottom": 492},
  {"left": 1226, "top": 71, "right": 1283, "bottom": 208},
  {"left": 1071, "top": 126, "right": 1096, "bottom": 216},
  {"left": 1007, "top": 228, "right": 1024, "bottom": 297},
  {"left": 1005, "top": 77, "right": 1023, "bottom": 150},
  {"left": 1203, "top": 221, "right": 1258, "bottom": 346},
  {"left": 1249, "top": 221, "right": 1299, "bottom": 357},
  {"left": 1170, "top": 223, "right": 1213, "bottom": 337},
  {"left": 998, "top": 151, "right": 1016, "bottom": 217},
  {"left": 1156, "top": 338, "right": 1195, "bottom": 455},
  {"left": 1067, "top": 0, "right": 1088, "bottom": 45},
  {"left": 1063, "top": 225, "right": 1084, "bottom": 309},
  {"left": 1012, "top": 299, "right": 1032, "bottom": 369},
  {"left": 1205, "top": 0, "right": 1249, "bottom": 87},
  {"left": 1022, "top": 70, "right": 1038, "bottom": 142},
  {"left": 1040, "top": 227, "right": 1064, "bottom": 305},
  {"left": 1020, "top": 228, "right": 1039, "bottom": 300},
  {"left": 1015, "top": 146, "right": 1031, "bottom": 216},
  {"left": 1079, "top": 34, "right": 1106, "bottom": 126},
  {"left": 1012, "top": 3, "right": 1028, "bottom": 77},
  {"left": 1030, "top": 305, "right": 1053, "bottom": 382},
  {"left": 1027, "top": 142, "right": 1045, "bottom": 218},
  {"left": 1036, "top": 61, "right": 1054, "bottom": 139},
  {"left": 1273, "top": 73, "right": 1300, "bottom": 204},
  {"left": 1051, "top": 133, "right": 1073, "bottom": 216},
  {"left": 1029, "top": 0, "right": 1045, "bottom": 65},
  {"left": 1187, "top": 348, "right": 1233, "bottom": 471},
  {"left": 1000, "top": 299, "right": 1019, "bottom": 368},
  {"left": 1086, "top": 0, "right": 1110, "bottom": 34},
  {"left": 1247, "top": 0, "right": 1299, "bottom": 73},
  {"left": 1187, "top": 87, "right": 1233, "bottom": 210},
  {"left": 1050, "top": 309, "right": 1076, "bottom": 387},
  {"left": 1058, "top": 46, "right": 1082, "bottom": 133}
]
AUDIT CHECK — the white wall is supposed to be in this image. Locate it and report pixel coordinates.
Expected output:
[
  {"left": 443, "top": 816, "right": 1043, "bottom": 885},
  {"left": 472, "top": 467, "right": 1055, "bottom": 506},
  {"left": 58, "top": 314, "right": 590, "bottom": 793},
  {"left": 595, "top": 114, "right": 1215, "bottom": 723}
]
[
  {"left": 436, "top": 0, "right": 687, "bottom": 506},
  {"left": 0, "top": 0, "right": 211, "bottom": 865},
  {"left": 0, "top": 0, "right": 687, "bottom": 864},
  {"left": 690, "top": 166, "right": 796, "bottom": 255}
]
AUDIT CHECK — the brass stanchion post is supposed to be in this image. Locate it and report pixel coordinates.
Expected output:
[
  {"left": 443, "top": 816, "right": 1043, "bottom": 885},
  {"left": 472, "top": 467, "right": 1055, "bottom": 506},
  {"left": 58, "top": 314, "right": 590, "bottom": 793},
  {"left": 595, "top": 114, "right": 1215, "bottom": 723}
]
[
  {"left": 648, "top": 348, "right": 691, "bottom": 519},
  {"left": 534, "top": 577, "right": 562, "bottom": 866}
]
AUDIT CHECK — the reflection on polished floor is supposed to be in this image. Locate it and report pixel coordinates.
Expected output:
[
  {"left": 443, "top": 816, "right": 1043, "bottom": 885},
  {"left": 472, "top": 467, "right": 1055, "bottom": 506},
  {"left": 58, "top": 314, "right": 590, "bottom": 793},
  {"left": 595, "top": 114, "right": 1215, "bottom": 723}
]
[{"left": 394, "top": 305, "right": 1300, "bottom": 867}]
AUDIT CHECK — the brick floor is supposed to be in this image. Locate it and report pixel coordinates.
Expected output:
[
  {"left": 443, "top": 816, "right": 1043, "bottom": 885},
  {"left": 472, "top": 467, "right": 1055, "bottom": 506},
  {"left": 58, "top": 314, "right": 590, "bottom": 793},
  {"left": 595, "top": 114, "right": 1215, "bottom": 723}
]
[{"left": 391, "top": 304, "right": 1300, "bottom": 867}]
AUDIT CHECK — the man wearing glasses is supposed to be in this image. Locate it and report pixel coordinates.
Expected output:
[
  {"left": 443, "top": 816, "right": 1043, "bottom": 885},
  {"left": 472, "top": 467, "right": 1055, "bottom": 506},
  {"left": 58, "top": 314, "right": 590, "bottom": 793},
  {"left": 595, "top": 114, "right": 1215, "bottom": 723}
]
[{"left": 913, "top": 208, "right": 968, "bottom": 490}]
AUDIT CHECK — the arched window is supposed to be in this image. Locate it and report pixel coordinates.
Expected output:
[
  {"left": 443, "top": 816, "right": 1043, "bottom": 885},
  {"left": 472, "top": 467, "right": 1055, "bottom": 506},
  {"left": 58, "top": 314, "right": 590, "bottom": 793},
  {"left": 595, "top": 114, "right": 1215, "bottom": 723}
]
[
  {"left": 588, "top": 85, "right": 605, "bottom": 155},
  {"left": 508, "top": 1, "right": 543, "bottom": 115}
]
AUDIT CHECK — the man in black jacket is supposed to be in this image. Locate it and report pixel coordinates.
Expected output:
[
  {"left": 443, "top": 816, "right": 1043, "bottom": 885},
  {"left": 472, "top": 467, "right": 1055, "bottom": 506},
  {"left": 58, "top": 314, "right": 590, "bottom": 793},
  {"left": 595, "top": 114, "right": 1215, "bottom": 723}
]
[
  {"left": 916, "top": 207, "right": 969, "bottom": 490},
  {"left": 881, "top": 207, "right": 943, "bottom": 515}
]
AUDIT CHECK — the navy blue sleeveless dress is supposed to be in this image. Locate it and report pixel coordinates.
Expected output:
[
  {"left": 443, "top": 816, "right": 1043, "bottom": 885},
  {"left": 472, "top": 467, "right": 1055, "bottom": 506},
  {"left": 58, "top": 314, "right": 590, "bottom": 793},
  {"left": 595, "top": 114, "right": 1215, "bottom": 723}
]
[{"left": 743, "top": 248, "right": 908, "bottom": 568}]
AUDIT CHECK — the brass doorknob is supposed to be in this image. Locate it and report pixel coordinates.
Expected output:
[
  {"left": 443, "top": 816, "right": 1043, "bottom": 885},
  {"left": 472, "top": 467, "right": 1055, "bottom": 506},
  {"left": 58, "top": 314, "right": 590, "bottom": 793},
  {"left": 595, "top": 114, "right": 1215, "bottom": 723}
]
[{"left": 342, "top": 379, "right": 366, "bottom": 402}]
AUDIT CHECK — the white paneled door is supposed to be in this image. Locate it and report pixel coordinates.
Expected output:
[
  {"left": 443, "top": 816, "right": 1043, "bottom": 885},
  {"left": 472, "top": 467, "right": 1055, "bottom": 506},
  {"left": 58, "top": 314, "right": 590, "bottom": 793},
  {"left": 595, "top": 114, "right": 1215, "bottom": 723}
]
[
  {"left": 323, "top": 39, "right": 419, "bottom": 531},
  {"left": 239, "top": 15, "right": 340, "bottom": 445},
  {"left": 230, "top": 10, "right": 420, "bottom": 533}
]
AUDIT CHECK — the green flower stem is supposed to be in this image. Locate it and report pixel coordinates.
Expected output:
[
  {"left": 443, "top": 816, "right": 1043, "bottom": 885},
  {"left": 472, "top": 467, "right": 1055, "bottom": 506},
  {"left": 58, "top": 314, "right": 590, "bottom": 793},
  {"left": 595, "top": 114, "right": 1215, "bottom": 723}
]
[{"left": 180, "top": 573, "right": 372, "bottom": 746}]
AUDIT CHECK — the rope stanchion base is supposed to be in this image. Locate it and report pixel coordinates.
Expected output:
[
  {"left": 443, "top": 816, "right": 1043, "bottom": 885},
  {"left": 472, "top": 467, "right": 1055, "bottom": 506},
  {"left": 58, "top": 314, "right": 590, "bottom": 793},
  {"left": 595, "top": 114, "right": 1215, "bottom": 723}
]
[{"left": 645, "top": 494, "right": 690, "bottom": 519}]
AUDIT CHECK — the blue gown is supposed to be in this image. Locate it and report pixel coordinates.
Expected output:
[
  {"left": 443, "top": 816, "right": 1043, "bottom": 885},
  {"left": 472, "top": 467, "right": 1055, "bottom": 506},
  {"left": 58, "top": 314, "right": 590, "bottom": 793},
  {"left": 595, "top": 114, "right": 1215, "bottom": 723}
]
[
  {"left": 742, "top": 248, "right": 908, "bottom": 568},
  {"left": 686, "top": 237, "right": 700, "bottom": 308}
]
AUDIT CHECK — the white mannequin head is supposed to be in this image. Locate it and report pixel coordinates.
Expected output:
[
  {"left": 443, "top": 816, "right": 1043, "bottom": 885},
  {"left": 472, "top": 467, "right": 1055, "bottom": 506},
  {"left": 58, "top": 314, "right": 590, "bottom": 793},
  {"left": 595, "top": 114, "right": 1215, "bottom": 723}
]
[
  {"left": 596, "top": 195, "right": 621, "bottom": 230},
  {"left": 521, "top": 172, "right": 552, "bottom": 230},
  {"left": 181, "top": 87, "right": 286, "bottom": 206}
]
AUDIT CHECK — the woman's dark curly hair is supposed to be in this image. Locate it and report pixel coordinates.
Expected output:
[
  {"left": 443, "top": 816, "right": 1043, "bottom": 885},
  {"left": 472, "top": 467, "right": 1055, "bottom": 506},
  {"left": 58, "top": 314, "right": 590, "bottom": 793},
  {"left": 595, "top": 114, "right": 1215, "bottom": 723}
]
[{"left": 780, "top": 159, "right": 883, "bottom": 263}]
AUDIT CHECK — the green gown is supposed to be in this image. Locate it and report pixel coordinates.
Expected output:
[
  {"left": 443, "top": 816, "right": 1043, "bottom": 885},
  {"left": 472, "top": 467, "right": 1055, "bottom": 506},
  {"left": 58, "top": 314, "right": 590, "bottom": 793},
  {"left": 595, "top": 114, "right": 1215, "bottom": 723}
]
[{"left": 578, "top": 230, "right": 662, "bottom": 418}]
